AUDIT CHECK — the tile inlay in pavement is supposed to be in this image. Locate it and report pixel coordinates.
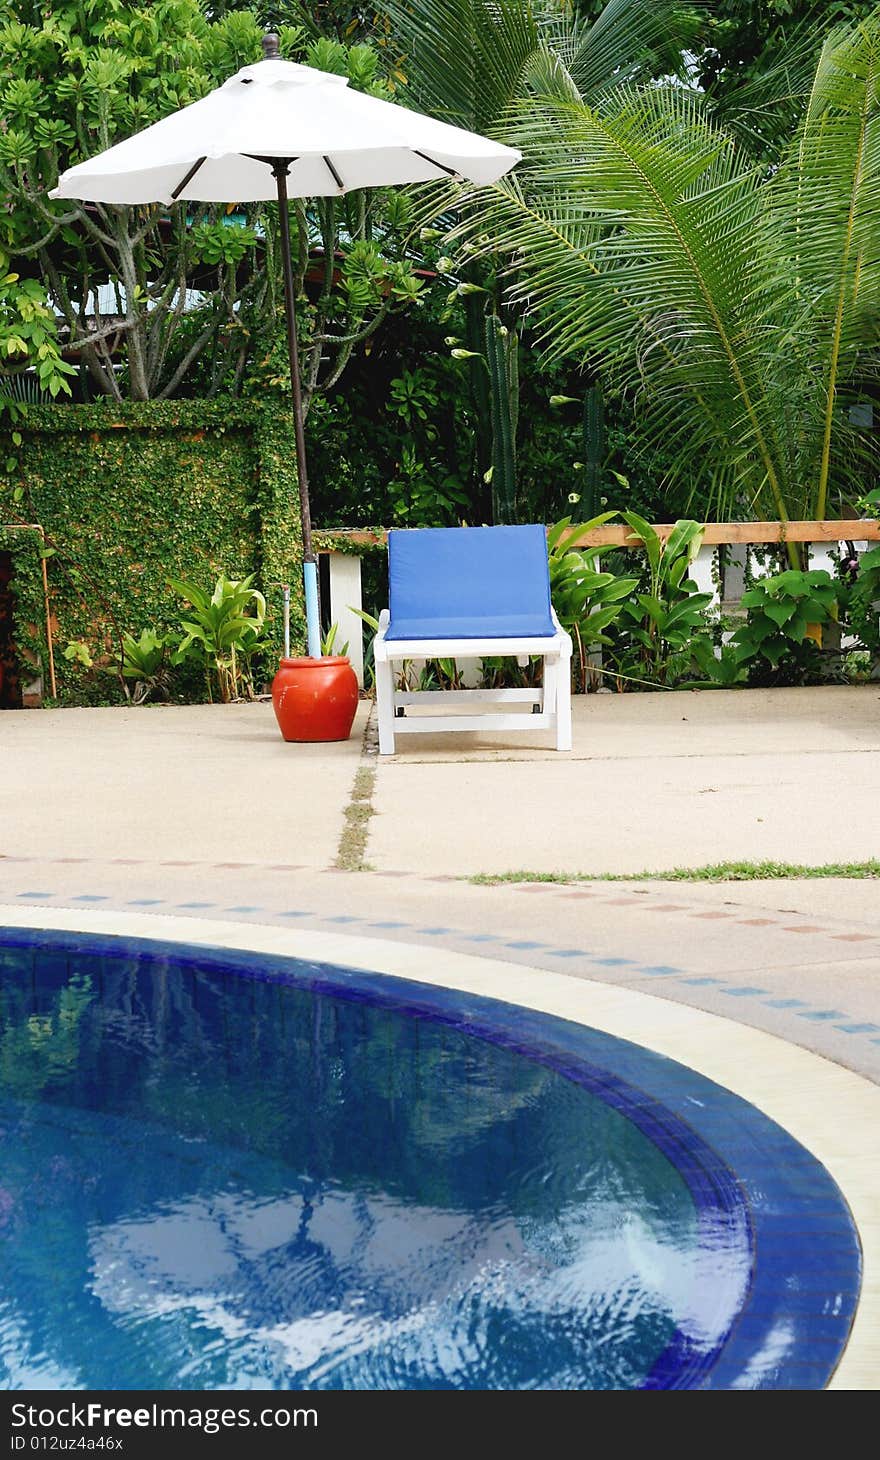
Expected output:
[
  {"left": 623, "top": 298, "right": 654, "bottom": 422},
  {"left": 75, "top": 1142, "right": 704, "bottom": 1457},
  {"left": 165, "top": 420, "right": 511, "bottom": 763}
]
[{"left": 2, "top": 858, "right": 878, "bottom": 1083}]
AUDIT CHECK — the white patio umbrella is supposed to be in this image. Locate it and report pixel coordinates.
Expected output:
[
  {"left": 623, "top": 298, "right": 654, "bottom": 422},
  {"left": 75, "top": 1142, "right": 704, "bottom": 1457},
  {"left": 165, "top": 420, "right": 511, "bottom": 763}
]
[{"left": 52, "top": 32, "right": 520, "bottom": 658}]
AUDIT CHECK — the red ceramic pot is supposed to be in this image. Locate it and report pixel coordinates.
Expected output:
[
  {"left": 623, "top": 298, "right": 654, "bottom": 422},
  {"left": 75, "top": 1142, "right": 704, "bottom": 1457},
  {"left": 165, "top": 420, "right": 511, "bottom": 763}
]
[{"left": 272, "top": 655, "right": 359, "bottom": 743}]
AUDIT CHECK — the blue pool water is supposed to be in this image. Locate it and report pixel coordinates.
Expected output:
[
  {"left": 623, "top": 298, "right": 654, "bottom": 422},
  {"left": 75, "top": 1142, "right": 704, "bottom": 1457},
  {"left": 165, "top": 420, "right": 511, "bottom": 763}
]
[{"left": 0, "top": 931, "right": 861, "bottom": 1390}]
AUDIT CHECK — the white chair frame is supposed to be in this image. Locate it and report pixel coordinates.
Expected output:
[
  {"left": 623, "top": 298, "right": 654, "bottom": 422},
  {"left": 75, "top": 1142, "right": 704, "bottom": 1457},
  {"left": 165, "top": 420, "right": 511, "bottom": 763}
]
[{"left": 374, "top": 608, "right": 573, "bottom": 754}]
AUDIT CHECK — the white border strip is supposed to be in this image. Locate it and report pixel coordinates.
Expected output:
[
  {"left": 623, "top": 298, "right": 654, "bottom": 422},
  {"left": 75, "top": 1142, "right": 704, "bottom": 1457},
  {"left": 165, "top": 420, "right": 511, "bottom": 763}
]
[{"left": 2, "top": 905, "right": 877, "bottom": 1391}]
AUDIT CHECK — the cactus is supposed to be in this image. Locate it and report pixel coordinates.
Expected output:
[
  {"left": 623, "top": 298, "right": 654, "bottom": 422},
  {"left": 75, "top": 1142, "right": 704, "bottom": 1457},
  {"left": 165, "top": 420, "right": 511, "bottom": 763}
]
[
  {"left": 581, "top": 380, "right": 604, "bottom": 519},
  {"left": 484, "top": 314, "right": 519, "bottom": 524},
  {"left": 464, "top": 293, "right": 493, "bottom": 514}
]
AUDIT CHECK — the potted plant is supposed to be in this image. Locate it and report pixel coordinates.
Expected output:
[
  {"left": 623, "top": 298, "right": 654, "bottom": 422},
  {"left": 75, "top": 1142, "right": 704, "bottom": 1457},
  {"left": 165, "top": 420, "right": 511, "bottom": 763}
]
[{"left": 272, "top": 622, "right": 359, "bottom": 743}]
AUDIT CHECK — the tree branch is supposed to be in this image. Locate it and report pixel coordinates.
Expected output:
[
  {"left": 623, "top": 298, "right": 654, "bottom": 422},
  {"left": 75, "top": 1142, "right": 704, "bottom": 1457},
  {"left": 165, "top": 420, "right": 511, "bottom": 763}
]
[
  {"left": 315, "top": 295, "right": 395, "bottom": 347},
  {"left": 155, "top": 316, "right": 220, "bottom": 400}
]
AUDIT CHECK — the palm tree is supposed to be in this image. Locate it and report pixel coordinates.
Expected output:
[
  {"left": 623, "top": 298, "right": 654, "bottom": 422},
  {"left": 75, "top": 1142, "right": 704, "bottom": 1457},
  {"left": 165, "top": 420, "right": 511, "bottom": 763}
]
[
  {"left": 440, "top": 11, "right": 880, "bottom": 537},
  {"left": 386, "top": 0, "right": 703, "bottom": 522},
  {"left": 388, "top": 0, "right": 702, "bottom": 130}
]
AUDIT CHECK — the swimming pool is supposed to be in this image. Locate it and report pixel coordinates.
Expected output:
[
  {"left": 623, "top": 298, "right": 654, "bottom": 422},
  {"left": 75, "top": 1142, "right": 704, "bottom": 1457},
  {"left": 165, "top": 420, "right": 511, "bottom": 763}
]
[{"left": 0, "top": 929, "right": 861, "bottom": 1390}]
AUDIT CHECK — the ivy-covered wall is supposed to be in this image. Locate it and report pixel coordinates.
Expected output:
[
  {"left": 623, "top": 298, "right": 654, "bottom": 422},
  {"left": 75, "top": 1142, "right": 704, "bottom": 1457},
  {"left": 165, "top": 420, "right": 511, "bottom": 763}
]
[
  {"left": 0, "top": 525, "right": 47, "bottom": 706},
  {"left": 0, "top": 401, "right": 303, "bottom": 705}
]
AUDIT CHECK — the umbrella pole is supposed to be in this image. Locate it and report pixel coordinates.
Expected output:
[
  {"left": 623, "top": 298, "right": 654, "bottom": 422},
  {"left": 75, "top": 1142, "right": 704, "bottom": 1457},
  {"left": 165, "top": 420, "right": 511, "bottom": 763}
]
[{"left": 273, "top": 160, "right": 321, "bottom": 659}]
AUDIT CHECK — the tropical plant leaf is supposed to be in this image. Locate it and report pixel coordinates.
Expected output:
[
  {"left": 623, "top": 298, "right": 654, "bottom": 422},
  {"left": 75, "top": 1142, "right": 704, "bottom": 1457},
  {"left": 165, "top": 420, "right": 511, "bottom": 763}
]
[
  {"left": 385, "top": 0, "right": 542, "bottom": 132},
  {"left": 763, "top": 599, "right": 798, "bottom": 627},
  {"left": 385, "top": 0, "right": 704, "bottom": 133},
  {"left": 442, "top": 14, "right": 880, "bottom": 525}
]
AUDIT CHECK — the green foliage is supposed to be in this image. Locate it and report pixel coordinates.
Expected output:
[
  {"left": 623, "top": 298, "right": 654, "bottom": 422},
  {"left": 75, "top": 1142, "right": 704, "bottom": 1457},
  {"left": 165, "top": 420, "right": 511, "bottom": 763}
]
[
  {"left": 170, "top": 569, "right": 266, "bottom": 702},
  {"left": 447, "top": 12, "right": 880, "bottom": 528},
  {"left": 340, "top": 239, "right": 424, "bottom": 317},
  {"left": 696, "top": 1, "right": 879, "bottom": 151},
  {"left": 62, "top": 639, "right": 93, "bottom": 669},
  {"left": 188, "top": 220, "right": 260, "bottom": 268},
  {"left": 321, "top": 621, "right": 350, "bottom": 657},
  {"left": 349, "top": 605, "right": 379, "bottom": 690},
  {"left": 0, "top": 401, "right": 302, "bottom": 705},
  {"left": 484, "top": 314, "right": 519, "bottom": 524},
  {"left": 470, "top": 857, "right": 880, "bottom": 885},
  {"left": 0, "top": 1, "right": 274, "bottom": 401},
  {"left": 0, "top": 252, "right": 75, "bottom": 417},
  {"left": 119, "top": 627, "right": 172, "bottom": 704},
  {"left": 0, "top": 3, "right": 423, "bottom": 410},
  {"left": 0, "top": 524, "right": 46, "bottom": 700},
  {"left": 840, "top": 541, "right": 880, "bottom": 659},
  {"left": 690, "top": 640, "right": 748, "bottom": 689},
  {"left": 388, "top": 369, "right": 438, "bottom": 428},
  {"left": 610, "top": 516, "right": 714, "bottom": 687},
  {"left": 385, "top": 0, "right": 704, "bottom": 528},
  {"left": 580, "top": 382, "right": 604, "bottom": 520},
  {"left": 547, "top": 514, "right": 638, "bottom": 689},
  {"left": 303, "top": 286, "right": 651, "bottom": 532},
  {"left": 387, "top": 445, "right": 471, "bottom": 526},
  {"left": 733, "top": 568, "right": 837, "bottom": 684},
  {"left": 856, "top": 486, "right": 880, "bottom": 519},
  {"left": 387, "top": 0, "right": 702, "bottom": 133},
  {"left": 303, "top": 292, "right": 479, "bottom": 528},
  {"left": 381, "top": 361, "right": 469, "bottom": 523},
  {"left": 547, "top": 513, "right": 727, "bottom": 693}
]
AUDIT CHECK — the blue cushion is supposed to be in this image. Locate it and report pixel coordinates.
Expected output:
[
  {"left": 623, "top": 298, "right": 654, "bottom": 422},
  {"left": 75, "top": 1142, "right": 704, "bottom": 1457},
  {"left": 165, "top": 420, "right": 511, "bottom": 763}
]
[{"left": 385, "top": 525, "right": 555, "bottom": 641}]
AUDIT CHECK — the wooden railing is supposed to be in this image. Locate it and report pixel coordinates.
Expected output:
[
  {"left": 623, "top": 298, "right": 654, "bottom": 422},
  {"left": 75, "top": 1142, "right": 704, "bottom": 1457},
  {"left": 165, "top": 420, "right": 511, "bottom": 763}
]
[
  {"left": 559, "top": 520, "right": 880, "bottom": 547},
  {"left": 319, "top": 520, "right": 880, "bottom": 549}
]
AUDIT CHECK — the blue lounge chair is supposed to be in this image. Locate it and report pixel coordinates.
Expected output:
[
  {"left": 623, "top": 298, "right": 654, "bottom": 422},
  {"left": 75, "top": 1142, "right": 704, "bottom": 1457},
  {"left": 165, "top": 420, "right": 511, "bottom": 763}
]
[{"left": 374, "top": 524, "right": 573, "bottom": 753}]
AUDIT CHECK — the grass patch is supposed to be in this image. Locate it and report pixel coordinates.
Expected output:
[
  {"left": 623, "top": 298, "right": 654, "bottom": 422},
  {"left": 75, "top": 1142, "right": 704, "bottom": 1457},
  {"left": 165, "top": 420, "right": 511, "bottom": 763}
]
[
  {"left": 334, "top": 765, "right": 376, "bottom": 872},
  {"left": 469, "top": 859, "right": 880, "bottom": 886}
]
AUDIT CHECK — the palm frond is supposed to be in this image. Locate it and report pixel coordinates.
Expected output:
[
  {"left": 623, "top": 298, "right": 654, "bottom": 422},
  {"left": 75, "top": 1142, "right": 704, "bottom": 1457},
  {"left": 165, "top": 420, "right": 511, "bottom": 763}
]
[
  {"left": 385, "top": 0, "right": 706, "bottom": 131},
  {"left": 400, "top": 5, "right": 879, "bottom": 522},
  {"left": 561, "top": 0, "right": 707, "bottom": 104},
  {"left": 770, "top": 14, "right": 880, "bottom": 515},
  {"left": 384, "top": 0, "right": 542, "bottom": 132},
  {"left": 451, "top": 86, "right": 799, "bottom": 511},
  {"left": 704, "top": 9, "right": 832, "bottom": 153}
]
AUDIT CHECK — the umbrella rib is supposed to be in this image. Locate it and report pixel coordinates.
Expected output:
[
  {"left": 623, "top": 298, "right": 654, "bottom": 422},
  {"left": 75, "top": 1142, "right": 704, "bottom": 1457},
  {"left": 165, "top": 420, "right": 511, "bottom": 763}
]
[
  {"left": 323, "top": 155, "right": 344, "bottom": 191},
  {"left": 412, "top": 149, "right": 460, "bottom": 179},
  {"left": 171, "top": 156, "right": 207, "bottom": 200}
]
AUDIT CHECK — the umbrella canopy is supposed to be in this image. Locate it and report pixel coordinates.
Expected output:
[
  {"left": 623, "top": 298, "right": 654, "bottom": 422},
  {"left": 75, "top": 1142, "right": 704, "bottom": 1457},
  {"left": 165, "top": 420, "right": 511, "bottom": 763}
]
[
  {"left": 52, "top": 36, "right": 520, "bottom": 663},
  {"left": 51, "top": 55, "right": 520, "bottom": 206}
]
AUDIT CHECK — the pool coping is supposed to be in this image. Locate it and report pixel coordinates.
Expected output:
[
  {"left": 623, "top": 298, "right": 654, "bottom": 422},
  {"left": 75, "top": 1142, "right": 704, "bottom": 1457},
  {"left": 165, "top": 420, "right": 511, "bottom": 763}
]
[{"left": 2, "top": 903, "right": 878, "bottom": 1392}]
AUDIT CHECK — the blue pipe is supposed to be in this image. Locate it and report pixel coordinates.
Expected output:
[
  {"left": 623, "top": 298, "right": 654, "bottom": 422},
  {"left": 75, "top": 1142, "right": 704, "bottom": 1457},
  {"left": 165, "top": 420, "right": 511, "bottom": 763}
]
[{"left": 303, "top": 560, "right": 321, "bottom": 659}]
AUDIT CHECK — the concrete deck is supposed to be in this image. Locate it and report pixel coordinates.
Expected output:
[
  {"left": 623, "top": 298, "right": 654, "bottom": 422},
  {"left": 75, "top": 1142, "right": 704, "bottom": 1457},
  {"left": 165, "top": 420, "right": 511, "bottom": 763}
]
[
  {"left": 2, "top": 685, "right": 878, "bottom": 1079},
  {"left": 371, "top": 683, "right": 880, "bottom": 874},
  {"left": 2, "top": 699, "right": 369, "bottom": 869}
]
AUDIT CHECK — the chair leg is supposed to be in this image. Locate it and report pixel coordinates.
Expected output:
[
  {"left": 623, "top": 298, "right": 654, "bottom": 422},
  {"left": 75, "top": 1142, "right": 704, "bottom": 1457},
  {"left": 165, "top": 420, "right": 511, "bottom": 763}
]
[
  {"left": 555, "top": 651, "right": 572, "bottom": 751},
  {"left": 543, "top": 654, "right": 557, "bottom": 715},
  {"left": 376, "top": 656, "right": 396, "bottom": 754}
]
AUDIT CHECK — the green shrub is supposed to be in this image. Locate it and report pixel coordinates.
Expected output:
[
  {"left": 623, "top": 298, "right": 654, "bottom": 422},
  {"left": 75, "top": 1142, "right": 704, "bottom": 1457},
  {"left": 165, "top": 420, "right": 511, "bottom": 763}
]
[
  {"left": 170, "top": 572, "right": 267, "bottom": 704},
  {"left": 733, "top": 569, "right": 837, "bottom": 685}
]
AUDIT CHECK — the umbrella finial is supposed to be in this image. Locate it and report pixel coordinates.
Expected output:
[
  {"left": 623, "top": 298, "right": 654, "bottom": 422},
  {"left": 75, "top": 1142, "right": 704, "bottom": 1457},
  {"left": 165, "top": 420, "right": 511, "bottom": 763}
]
[{"left": 262, "top": 31, "right": 280, "bottom": 60}]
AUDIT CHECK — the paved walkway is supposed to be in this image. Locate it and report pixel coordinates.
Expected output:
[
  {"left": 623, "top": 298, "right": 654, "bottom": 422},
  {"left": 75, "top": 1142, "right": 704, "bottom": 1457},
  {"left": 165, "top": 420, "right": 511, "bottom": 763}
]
[
  {"left": 2, "top": 686, "right": 878, "bottom": 1082},
  {"left": 370, "top": 683, "right": 880, "bottom": 874}
]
